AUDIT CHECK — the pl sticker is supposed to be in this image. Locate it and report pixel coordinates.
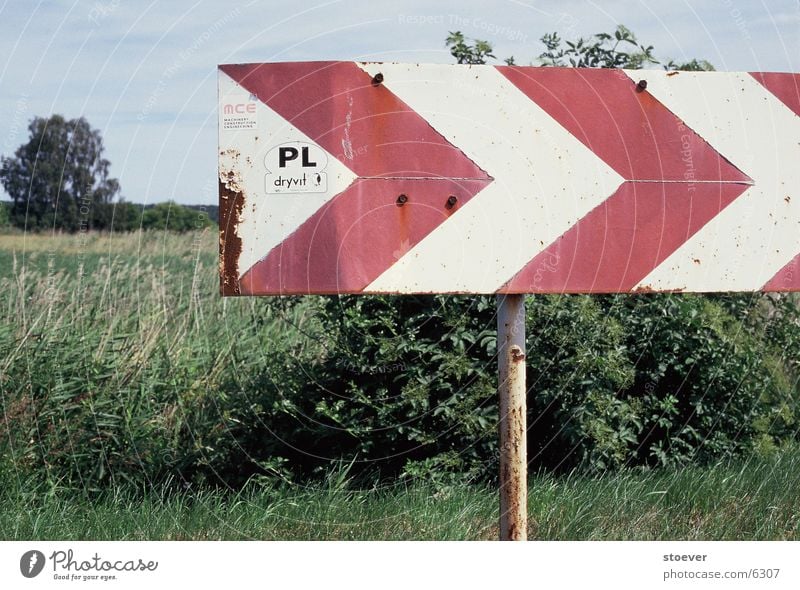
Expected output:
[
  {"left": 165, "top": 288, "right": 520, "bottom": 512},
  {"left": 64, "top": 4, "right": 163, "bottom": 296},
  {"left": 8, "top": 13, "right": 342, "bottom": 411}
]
[{"left": 265, "top": 142, "right": 328, "bottom": 194}]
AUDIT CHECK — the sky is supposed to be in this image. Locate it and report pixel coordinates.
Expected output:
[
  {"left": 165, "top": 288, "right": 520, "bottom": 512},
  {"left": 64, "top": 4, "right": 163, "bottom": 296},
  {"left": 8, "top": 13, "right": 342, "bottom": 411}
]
[{"left": 0, "top": 0, "right": 798, "bottom": 205}]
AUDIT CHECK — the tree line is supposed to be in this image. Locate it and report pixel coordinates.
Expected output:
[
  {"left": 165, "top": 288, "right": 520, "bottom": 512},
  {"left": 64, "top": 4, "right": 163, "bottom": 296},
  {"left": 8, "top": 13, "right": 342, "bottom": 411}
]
[{"left": 0, "top": 115, "right": 213, "bottom": 232}]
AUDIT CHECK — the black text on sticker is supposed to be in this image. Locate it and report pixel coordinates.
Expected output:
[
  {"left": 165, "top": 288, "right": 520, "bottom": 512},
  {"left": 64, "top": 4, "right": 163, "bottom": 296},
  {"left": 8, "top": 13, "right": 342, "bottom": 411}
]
[{"left": 265, "top": 142, "right": 328, "bottom": 194}]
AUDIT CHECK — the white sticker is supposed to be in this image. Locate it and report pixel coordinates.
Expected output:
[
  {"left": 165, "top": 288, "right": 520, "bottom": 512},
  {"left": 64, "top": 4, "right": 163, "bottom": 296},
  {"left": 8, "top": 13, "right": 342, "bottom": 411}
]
[{"left": 264, "top": 141, "right": 328, "bottom": 193}]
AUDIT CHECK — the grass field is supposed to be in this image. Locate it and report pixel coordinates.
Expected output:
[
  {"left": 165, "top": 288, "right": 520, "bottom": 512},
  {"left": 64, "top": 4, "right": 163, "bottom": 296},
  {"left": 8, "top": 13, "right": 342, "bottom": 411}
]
[
  {"left": 2, "top": 450, "right": 799, "bottom": 540},
  {"left": 1, "top": 230, "right": 798, "bottom": 541}
]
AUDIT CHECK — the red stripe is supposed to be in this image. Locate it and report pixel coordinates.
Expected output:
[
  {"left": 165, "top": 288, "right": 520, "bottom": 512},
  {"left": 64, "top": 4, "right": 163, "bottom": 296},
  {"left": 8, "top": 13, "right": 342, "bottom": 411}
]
[
  {"left": 750, "top": 72, "right": 800, "bottom": 118},
  {"left": 220, "top": 62, "right": 490, "bottom": 180},
  {"left": 499, "top": 181, "right": 748, "bottom": 293},
  {"left": 238, "top": 178, "right": 491, "bottom": 295},
  {"left": 497, "top": 66, "right": 751, "bottom": 183},
  {"left": 763, "top": 253, "right": 800, "bottom": 291}
]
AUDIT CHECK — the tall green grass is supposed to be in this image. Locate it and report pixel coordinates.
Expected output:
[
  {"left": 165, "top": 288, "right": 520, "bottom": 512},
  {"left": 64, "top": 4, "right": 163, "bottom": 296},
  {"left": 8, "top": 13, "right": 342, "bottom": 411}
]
[
  {"left": 1, "top": 450, "right": 798, "bottom": 540},
  {"left": 0, "top": 230, "right": 325, "bottom": 489}
]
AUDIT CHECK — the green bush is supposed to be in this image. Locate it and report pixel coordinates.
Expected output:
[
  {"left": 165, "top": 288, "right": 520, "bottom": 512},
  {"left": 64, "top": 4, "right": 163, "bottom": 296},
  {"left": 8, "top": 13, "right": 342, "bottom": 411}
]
[
  {"left": 604, "top": 295, "right": 797, "bottom": 467},
  {"left": 155, "top": 292, "right": 800, "bottom": 484},
  {"left": 90, "top": 201, "right": 142, "bottom": 232},
  {"left": 141, "top": 201, "right": 213, "bottom": 232},
  {"left": 0, "top": 201, "right": 10, "bottom": 228}
]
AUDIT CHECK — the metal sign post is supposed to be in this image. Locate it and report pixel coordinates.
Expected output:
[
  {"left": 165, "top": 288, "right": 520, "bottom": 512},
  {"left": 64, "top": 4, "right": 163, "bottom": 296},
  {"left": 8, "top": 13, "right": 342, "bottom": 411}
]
[{"left": 497, "top": 294, "right": 527, "bottom": 541}]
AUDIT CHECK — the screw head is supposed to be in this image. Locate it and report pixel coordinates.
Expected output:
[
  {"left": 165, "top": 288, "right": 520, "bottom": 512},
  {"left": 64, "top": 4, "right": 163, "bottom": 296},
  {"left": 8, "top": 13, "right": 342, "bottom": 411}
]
[
  {"left": 637, "top": 79, "right": 648, "bottom": 91},
  {"left": 372, "top": 72, "right": 384, "bottom": 85},
  {"left": 396, "top": 194, "right": 408, "bottom": 206},
  {"left": 446, "top": 195, "right": 458, "bottom": 209}
]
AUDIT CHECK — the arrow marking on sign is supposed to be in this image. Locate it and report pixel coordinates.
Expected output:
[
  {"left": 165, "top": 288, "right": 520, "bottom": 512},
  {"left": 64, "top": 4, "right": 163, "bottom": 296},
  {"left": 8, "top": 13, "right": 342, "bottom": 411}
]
[
  {"left": 220, "top": 62, "right": 492, "bottom": 293},
  {"left": 359, "top": 63, "right": 626, "bottom": 293},
  {"left": 219, "top": 70, "right": 358, "bottom": 284},
  {"left": 496, "top": 67, "right": 751, "bottom": 292},
  {"left": 627, "top": 71, "right": 800, "bottom": 291}
]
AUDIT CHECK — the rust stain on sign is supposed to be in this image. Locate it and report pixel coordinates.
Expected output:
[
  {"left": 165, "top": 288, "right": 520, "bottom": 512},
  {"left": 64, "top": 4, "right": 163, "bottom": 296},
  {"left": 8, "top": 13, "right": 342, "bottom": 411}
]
[
  {"left": 219, "top": 179, "right": 243, "bottom": 296},
  {"left": 219, "top": 148, "right": 246, "bottom": 295},
  {"left": 219, "top": 149, "right": 244, "bottom": 296}
]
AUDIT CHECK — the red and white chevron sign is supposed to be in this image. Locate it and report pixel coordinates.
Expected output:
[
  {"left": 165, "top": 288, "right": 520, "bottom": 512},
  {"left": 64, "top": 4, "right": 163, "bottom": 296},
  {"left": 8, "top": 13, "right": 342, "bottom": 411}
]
[{"left": 218, "top": 62, "right": 800, "bottom": 295}]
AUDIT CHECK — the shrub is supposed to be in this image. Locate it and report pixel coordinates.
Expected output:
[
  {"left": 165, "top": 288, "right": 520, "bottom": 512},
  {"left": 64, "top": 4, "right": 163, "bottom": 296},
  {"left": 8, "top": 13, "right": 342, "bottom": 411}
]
[{"left": 141, "top": 201, "right": 213, "bottom": 232}]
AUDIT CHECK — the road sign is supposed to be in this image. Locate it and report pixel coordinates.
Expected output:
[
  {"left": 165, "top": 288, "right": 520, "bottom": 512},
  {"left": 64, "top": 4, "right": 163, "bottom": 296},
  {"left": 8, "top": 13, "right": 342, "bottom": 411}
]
[{"left": 218, "top": 62, "right": 800, "bottom": 295}]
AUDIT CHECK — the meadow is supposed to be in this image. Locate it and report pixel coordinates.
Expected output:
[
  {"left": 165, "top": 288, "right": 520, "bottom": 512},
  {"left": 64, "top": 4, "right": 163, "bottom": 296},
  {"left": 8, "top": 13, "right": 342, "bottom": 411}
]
[
  {"left": 2, "top": 450, "right": 798, "bottom": 540},
  {"left": 0, "top": 230, "right": 798, "bottom": 540}
]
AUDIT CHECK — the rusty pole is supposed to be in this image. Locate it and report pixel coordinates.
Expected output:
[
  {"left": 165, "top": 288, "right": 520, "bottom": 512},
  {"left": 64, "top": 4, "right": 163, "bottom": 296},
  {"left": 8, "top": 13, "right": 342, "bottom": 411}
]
[{"left": 497, "top": 294, "right": 527, "bottom": 541}]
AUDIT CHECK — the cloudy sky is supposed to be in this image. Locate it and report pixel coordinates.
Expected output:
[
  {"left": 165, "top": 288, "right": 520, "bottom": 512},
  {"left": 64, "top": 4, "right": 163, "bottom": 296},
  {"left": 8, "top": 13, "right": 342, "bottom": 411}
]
[{"left": 1, "top": 0, "right": 798, "bottom": 205}]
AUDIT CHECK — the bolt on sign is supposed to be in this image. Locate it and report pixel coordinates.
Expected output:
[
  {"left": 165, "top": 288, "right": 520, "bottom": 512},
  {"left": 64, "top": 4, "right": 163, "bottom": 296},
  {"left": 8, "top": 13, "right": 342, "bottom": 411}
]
[{"left": 218, "top": 62, "right": 800, "bottom": 296}]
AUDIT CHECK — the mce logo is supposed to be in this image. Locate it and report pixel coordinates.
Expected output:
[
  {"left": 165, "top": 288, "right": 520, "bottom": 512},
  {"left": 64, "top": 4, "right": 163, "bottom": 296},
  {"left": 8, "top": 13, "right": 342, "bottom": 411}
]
[
  {"left": 222, "top": 103, "right": 257, "bottom": 115},
  {"left": 264, "top": 142, "right": 328, "bottom": 194},
  {"left": 223, "top": 93, "right": 258, "bottom": 115}
]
